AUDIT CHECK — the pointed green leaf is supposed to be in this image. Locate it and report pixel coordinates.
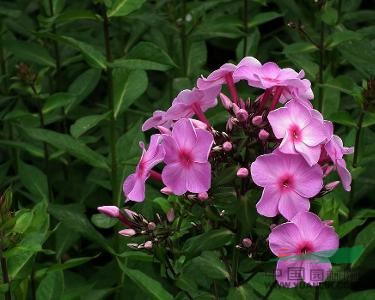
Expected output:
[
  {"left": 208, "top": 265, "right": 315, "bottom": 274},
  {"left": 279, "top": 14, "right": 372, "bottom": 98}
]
[{"left": 108, "top": 0, "right": 146, "bottom": 17}]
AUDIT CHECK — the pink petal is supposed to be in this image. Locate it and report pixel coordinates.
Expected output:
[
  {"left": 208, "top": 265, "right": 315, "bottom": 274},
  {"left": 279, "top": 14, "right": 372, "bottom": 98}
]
[
  {"left": 291, "top": 212, "right": 325, "bottom": 241},
  {"left": 269, "top": 222, "right": 302, "bottom": 257},
  {"left": 275, "top": 259, "right": 303, "bottom": 288},
  {"left": 161, "top": 162, "right": 187, "bottom": 195},
  {"left": 337, "top": 158, "right": 352, "bottom": 191},
  {"left": 166, "top": 103, "right": 193, "bottom": 120},
  {"left": 286, "top": 100, "right": 312, "bottom": 129},
  {"left": 302, "top": 119, "right": 327, "bottom": 146},
  {"left": 256, "top": 186, "right": 280, "bottom": 217},
  {"left": 192, "top": 128, "right": 214, "bottom": 163},
  {"left": 268, "top": 107, "right": 293, "bottom": 138},
  {"left": 278, "top": 190, "right": 310, "bottom": 220},
  {"left": 293, "top": 163, "right": 323, "bottom": 198},
  {"left": 162, "top": 135, "right": 180, "bottom": 164},
  {"left": 261, "top": 62, "right": 281, "bottom": 78},
  {"left": 278, "top": 132, "right": 298, "bottom": 154},
  {"left": 301, "top": 258, "right": 332, "bottom": 286},
  {"left": 172, "top": 118, "right": 197, "bottom": 150},
  {"left": 142, "top": 110, "right": 166, "bottom": 131},
  {"left": 142, "top": 134, "right": 165, "bottom": 170},
  {"left": 294, "top": 142, "right": 321, "bottom": 166},
  {"left": 250, "top": 154, "right": 285, "bottom": 186},
  {"left": 185, "top": 162, "right": 211, "bottom": 193},
  {"left": 312, "top": 226, "right": 339, "bottom": 256},
  {"left": 123, "top": 174, "right": 146, "bottom": 202}
]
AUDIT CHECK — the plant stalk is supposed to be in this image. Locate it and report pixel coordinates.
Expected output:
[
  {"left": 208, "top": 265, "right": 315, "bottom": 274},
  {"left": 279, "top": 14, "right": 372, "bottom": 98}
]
[
  {"left": 243, "top": 0, "right": 249, "bottom": 57},
  {"left": 103, "top": 11, "right": 118, "bottom": 205},
  {"left": 318, "top": 21, "right": 325, "bottom": 111}
]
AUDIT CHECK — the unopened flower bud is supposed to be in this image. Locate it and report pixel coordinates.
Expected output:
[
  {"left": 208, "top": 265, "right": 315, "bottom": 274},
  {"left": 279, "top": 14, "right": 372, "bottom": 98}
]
[
  {"left": 161, "top": 187, "right": 173, "bottom": 195},
  {"left": 119, "top": 229, "right": 136, "bottom": 237},
  {"left": 323, "top": 165, "right": 334, "bottom": 177},
  {"left": 124, "top": 209, "right": 138, "bottom": 220},
  {"left": 325, "top": 181, "right": 340, "bottom": 192},
  {"left": 223, "top": 141, "right": 233, "bottom": 152},
  {"left": 252, "top": 116, "right": 263, "bottom": 126},
  {"left": 198, "top": 192, "right": 209, "bottom": 201},
  {"left": 242, "top": 238, "right": 252, "bottom": 248},
  {"left": 226, "top": 117, "right": 237, "bottom": 131},
  {"left": 220, "top": 93, "right": 232, "bottom": 110},
  {"left": 258, "top": 129, "right": 269, "bottom": 141},
  {"left": 97, "top": 206, "right": 120, "bottom": 218},
  {"left": 234, "top": 106, "right": 249, "bottom": 122},
  {"left": 148, "top": 222, "right": 156, "bottom": 230},
  {"left": 212, "top": 146, "right": 222, "bottom": 152},
  {"left": 323, "top": 220, "right": 334, "bottom": 226},
  {"left": 157, "top": 126, "right": 172, "bottom": 135},
  {"left": 167, "top": 208, "right": 175, "bottom": 222},
  {"left": 237, "top": 167, "right": 249, "bottom": 178},
  {"left": 144, "top": 241, "right": 153, "bottom": 249},
  {"left": 127, "top": 243, "right": 139, "bottom": 249}
]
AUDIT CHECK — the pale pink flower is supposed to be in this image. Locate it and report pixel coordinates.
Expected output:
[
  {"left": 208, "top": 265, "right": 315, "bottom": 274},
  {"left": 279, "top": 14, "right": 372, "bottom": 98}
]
[
  {"left": 161, "top": 118, "right": 213, "bottom": 195},
  {"left": 268, "top": 100, "right": 327, "bottom": 166},
  {"left": 269, "top": 212, "right": 339, "bottom": 287},
  {"left": 237, "top": 167, "right": 249, "bottom": 178},
  {"left": 166, "top": 87, "right": 219, "bottom": 121},
  {"left": 142, "top": 110, "right": 172, "bottom": 132},
  {"left": 197, "top": 57, "right": 261, "bottom": 90},
  {"left": 323, "top": 133, "right": 354, "bottom": 191},
  {"left": 119, "top": 229, "right": 136, "bottom": 237},
  {"left": 250, "top": 152, "right": 323, "bottom": 220},
  {"left": 123, "top": 134, "right": 165, "bottom": 202}
]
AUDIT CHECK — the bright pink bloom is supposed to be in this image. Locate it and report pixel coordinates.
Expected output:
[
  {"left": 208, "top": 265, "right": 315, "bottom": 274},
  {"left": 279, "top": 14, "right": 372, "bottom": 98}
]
[
  {"left": 166, "top": 87, "right": 219, "bottom": 125},
  {"left": 97, "top": 206, "right": 121, "bottom": 218},
  {"left": 142, "top": 110, "right": 172, "bottom": 132},
  {"left": 324, "top": 134, "right": 354, "bottom": 191},
  {"left": 123, "top": 134, "right": 165, "bottom": 202},
  {"left": 268, "top": 100, "right": 327, "bottom": 166},
  {"left": 269, "top": 212, "right": 339, "bottom": 287},
  {"left": 197, "top": 57, "right": 261, "bottom": 90},
  {"left": 250, "top": 152, "right": 323, "bottom": 220},
  {"left": 161, "top": 118, "right": 213, "bottom": 195}
]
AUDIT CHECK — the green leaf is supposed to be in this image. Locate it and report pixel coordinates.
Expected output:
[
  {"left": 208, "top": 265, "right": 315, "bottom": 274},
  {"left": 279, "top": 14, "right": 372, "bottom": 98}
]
[
  {"left": 321, "top": 7, "right": 338, "bottom": 25},
  {"left": 49, "top": 204, "right": 113, "bottom": 253},
  {"left": 363, "top": 112, "right": 375, "bottom": 128},
  {"left": 42, "top": 92, "right": 76, "bottom": 114},
  {"left": 55, "top": 9, "right": 100, "bottom": 25},
  {"left": 66, "top": 69, "right": 101, "bottom": 113},
  {"left": 352, "top": 221, "right": 375, "bottom": 267},
  {"left": 283, "top": 42, "right": 318, "bottom": 55},
  {"left": 36, "top": 271, "right": 64, "bottom": 300},
  {"left": 344, "top": 290, "right": 375, "bottom": 300},
  {"left": 327, "top": 29, "right": 363, "bottom": 49},
  {"left": 188, "top": 252, "right": 230, "bottom": 280},
  {"left": 4, "top": 40, "right": 55, "bottom": 67},
  {"left": 117, "top": 262, "right": 173, "bottom": 300},
  {"left": 70, "top": 112, "right": 110, "bottom": 138},
  {"left": 330, "top": 111, "right": 357, "bottom": 127},
  {"left": 91, "top": 213, "right": 117, "bottom": 229},
  {"left": 248, "top": 12, "right": 282, "bottom": 28},
  {"left": 112, "top": 42, "right": 176, "bottom": 71},
  {"left": 23, "top": 128, "right": 109, "bottom": 170},
  {"left": 50, "top": 34, "right": 106, "bottom": 69},
  {"left": 183, "top": 229, "right": 234, "bottom": 256},
  {"left": 337, "top": 218, "right": 366, "bottom": 238},
  {"left": 108, "top": 0, "right": 146, "bottom": 17},
  {"left": 19, "top": 161, "right": 48, "bottom": 202},
  {"left": 113, "top": 68, "right": 148, "bottom": 118},
  {"left": 14, "top": 211, "right": 34, "bottom": 234},
  {"left": 227, "top": 285, "right": 257, "bottom": 300}
]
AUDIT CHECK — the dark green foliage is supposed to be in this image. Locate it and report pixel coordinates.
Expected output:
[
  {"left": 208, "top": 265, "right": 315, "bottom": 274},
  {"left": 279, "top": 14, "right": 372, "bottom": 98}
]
[{"left": 0, "top": 0, "right": 374, "bottom": 299}]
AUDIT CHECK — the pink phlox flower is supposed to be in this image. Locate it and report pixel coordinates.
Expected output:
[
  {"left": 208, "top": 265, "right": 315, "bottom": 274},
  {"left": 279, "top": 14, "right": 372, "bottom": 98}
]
[
  {"left": 197, "top": 56, "right": 261, "bottom": 90},
  {"left": 268, "top": 100, "right": 328, "bottom": 166},
  {"left": 142, "top": 110, "right": 173, "bottom": 132},
  {"left": 324, "top": 133, "right": 354, "bottom": 191},
  {"left": 161, "top": 118, "right": 214, "bottom": 195},
  {"left": 250, "top": 152, "right": 323, "bottom": 220},
  {"left": 166, "top": 87, "right": 219, "bottom": 120},
  {"left": 123, "top": 134, "right": 165, "bottom": 202},
  {"left": 268, "top": 211, "right": 339, "bottom": 287}
]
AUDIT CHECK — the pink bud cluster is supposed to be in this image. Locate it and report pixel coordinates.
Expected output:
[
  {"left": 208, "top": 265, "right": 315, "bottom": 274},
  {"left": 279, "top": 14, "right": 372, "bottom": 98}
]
[{"left": 99, "top": 57, "right": 353, "bottom": 287}]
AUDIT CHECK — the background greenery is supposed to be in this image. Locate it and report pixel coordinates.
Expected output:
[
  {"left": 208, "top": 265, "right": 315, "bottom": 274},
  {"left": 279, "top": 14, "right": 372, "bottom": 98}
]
[{"left": 0, "top": 0, "right": 374, "bottom": 299}]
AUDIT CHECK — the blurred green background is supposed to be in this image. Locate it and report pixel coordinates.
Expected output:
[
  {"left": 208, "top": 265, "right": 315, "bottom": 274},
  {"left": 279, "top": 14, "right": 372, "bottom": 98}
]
[{"left": 0, "top": 0, "right": 374, "bottom": 299}]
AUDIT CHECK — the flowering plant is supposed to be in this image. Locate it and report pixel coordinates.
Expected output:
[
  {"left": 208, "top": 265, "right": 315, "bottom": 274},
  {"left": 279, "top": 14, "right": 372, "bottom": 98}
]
[{"left": 99, "top": 57, "right": 353, "bottom": 292}]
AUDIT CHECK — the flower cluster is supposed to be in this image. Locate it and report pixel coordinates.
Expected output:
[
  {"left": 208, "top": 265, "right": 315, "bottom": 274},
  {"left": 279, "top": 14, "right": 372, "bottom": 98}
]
[{"left": 99, "top": 56, "right": 353, "bottom": 288}]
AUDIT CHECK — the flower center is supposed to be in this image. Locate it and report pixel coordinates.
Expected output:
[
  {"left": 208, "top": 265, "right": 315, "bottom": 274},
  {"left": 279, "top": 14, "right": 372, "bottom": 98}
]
[
  {"left": 278, "top": 174, "right": 294, "bottom": 190},
  {"left": 179, "top": 149, "right": 193, "bottom": 167},
  {"left": 289, "top": 124, "right": 302, "bottom": 142},
  {"left": 297, "top": 241, "right": 314, "bottom": 255}
]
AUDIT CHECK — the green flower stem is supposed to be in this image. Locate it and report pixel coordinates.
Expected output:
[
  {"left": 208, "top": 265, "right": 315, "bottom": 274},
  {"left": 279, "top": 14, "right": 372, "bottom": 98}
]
[
  {"left": 102, "top": 11, "right": 118, "bottom": 206},
  {"left": 243, "top": 0, "right": 249, "bottom": 57},
  {"left": 318, "top": 21, "right": 325, "bottom": 111}
]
